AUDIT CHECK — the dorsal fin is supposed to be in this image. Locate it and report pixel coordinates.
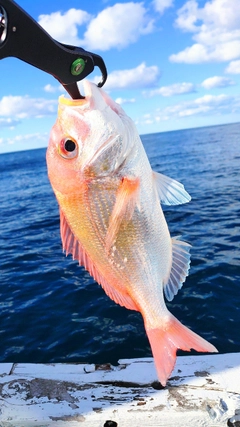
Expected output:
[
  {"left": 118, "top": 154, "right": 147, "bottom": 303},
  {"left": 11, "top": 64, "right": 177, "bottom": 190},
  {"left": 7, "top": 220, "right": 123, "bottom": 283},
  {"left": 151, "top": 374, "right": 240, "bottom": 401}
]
[
  {"left": 163, "top": 237, "right": 191, "bottom": 301},
  {"left": 153, "top": 171, "right": 191, "bottom": 205},
  {"left": 59, "top": 209, "right": 139, "bottom": 311}
]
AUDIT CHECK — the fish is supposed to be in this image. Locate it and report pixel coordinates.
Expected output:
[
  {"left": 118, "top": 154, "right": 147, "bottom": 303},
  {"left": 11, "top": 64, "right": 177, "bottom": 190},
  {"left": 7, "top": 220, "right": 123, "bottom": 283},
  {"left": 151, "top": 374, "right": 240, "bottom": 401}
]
[{"left": 46, "top": 81, "right": 217, "bottom": 386}]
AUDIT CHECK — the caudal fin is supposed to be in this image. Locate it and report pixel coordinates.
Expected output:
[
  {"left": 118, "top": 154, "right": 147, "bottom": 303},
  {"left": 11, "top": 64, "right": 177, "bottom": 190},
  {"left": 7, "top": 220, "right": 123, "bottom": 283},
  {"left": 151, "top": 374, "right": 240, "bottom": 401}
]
[{"left": 146, "top": 315, "right": 217, "bottom": 386}]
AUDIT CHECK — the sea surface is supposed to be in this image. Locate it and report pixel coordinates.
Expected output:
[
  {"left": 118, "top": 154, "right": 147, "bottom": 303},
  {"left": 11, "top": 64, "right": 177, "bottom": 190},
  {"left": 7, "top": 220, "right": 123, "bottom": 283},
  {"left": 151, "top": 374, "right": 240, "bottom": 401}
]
[{"left": 0, "top": 122, "right": 240, "bottom": 365}]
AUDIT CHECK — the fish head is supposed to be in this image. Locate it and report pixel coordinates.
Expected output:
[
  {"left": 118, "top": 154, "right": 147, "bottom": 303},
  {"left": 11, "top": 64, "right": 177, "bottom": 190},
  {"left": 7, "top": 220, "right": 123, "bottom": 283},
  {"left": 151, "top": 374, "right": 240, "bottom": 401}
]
[{"left": 47, "top": 81, "right": 135, "bottom": 194}]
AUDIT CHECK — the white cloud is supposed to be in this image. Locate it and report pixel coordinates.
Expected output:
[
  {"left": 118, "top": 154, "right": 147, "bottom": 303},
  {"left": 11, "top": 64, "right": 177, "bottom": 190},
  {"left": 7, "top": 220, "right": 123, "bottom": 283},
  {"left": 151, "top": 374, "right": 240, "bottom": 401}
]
[
  {"left": 175, "top": 0, "right": 240, "bottom": 34},
  {"left": 2, "top": 133, "right": 49, "bottom": 149},
  {"left": 0, "top": 95, "right": 57, "bottom": 119},
  {"left": 38, "top": 9, "right": 91, "bottom": 45},
  {"left": 44, "top": 84, "right": 63, "bottom": 94},
  {"left": 152, "top": 0, "right": 174, "bottom": 14},
  {"left": 194, "top": 93, "right": 230, "bottom": 106},
  {"left": 142, "top": 93, "right": 235, "bottom": 124},
  {"left": 81, "top": 3, "right": 155, "bottom": 50},
  {"left": 173, "top": 0, "right": 199, "bottom": 32},
  {"left": 0, "top": 117, "right": 20, "bottom": 129},
  {"left": 7, "top": 133, "right": 46, "bottom": 143},
  {"left": 171, "top": 40, "right": 240, "bottom": 63},
  {"left": 201, "top": 76, "right": 236, "bottom": 89},
  {"left": 225, "top": 60, "right": 240, "bottom": 74},
  {"left": 147, "top": 82, "right": 196, "bottom": 97},
  {"left": 38, "top": 4, "right": 155, "bottom": 51},
  {"left": 170, "top": 0, "right": 240, "bottom": 63},
  {"left": 97, "top": 62, "right": 159, "bottom": 90},
  {"left": 115, "top": 97, "right": 136, "bottom": 105}
]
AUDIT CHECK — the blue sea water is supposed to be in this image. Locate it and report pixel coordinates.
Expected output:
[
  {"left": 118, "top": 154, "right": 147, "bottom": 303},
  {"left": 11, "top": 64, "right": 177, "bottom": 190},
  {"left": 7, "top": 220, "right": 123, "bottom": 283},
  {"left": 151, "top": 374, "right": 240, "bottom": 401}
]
[{"left": 0, "top": 122, "right": 240, "bottom": 365}]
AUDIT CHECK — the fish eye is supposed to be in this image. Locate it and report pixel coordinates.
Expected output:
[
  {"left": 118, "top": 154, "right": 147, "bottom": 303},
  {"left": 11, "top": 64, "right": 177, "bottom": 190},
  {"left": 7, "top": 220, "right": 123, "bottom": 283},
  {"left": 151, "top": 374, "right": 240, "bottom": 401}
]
[
  {"left": 65, "top": 139, "right": 76, "bottom": 152},
  {"left": 59, "top": 138, "right": 78, "bottom": 159}
]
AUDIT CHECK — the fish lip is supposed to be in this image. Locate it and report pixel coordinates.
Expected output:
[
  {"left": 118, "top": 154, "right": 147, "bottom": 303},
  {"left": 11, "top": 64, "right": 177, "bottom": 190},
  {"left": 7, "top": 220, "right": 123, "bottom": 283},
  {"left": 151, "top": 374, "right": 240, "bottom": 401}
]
[
  {"left": 58, "top": 81, "right": 92, "bottom": 108},
  {"left": 58, "top": 81, "right": 105, "bottom": 110},
  {"left": 58, "top": 96, "right": 88, "bottom": 107},
  {"left": 58, "top": 81, "right": 123, "bottom": 119}
]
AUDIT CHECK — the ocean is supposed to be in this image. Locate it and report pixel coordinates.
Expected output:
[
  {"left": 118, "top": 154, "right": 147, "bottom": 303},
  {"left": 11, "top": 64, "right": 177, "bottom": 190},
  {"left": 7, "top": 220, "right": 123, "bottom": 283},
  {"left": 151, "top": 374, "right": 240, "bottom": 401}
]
[{"left": 0, "top": 122, "right": 240, "bottom": 365}]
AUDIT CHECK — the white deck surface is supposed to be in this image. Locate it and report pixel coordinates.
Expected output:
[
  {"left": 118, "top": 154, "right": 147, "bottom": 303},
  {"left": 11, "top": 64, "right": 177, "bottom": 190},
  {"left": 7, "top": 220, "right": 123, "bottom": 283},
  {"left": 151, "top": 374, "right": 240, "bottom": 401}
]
[{"left": 0, "top": 352, "right": 239, "bottom": 426}]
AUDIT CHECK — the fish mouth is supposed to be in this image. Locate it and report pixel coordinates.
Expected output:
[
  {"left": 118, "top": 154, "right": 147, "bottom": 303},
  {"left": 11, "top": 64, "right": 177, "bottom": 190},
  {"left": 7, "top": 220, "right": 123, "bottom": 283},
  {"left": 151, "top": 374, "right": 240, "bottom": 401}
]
[
  {"left": 59, "top": 81, "right": 101, "bottom": 108},
  {"left": 59, "top": 94, "right": 88, "bottom": 107},
  {"left": 59, "top": 81, "right": 122, "bottom": 117}
]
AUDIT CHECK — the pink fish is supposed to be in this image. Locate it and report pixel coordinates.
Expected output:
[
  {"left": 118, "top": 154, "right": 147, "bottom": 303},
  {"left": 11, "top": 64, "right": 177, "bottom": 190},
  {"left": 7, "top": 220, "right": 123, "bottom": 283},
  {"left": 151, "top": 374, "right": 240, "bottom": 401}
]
[{"left": 46, "top": 81, "right": 217, "bottom": 386}]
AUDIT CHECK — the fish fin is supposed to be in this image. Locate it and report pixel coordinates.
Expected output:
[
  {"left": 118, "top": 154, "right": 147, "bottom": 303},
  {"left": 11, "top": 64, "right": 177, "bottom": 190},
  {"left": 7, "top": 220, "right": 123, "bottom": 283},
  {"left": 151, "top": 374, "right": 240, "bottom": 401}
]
[
  {"left": 60, "top": 209, "right": 138, "bottom": 311},
  {"left": 153, "top": 171, "right": 191, "bottom": 205},
  {"left": 99, "top": 282, "right": 139, "bottom": 312},
  {"left": 163, "top": 238, "right": 191, "bottom": 301},
  {"left": 146, "top": 315, "right": 218, "bottom": 386},
  {"left": 105, "top": 177, "right": 140, "bottom": 252},
  {"left": 60, "top": 209, "right": 86, "bottom": 263}
]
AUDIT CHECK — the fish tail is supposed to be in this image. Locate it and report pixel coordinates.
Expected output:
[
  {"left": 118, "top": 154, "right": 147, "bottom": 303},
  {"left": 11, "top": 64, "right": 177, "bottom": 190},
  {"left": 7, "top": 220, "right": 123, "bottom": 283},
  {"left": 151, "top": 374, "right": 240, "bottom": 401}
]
[{"left": 146, "top": 315, "right": 217, "bottom": 387}]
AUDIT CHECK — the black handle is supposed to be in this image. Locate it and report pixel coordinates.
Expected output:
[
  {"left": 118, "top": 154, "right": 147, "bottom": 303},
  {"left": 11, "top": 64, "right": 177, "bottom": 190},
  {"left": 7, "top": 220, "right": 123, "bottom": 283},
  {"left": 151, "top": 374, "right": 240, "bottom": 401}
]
[{"left": 0, "top": 0, "right": 107, "bottom": 98}]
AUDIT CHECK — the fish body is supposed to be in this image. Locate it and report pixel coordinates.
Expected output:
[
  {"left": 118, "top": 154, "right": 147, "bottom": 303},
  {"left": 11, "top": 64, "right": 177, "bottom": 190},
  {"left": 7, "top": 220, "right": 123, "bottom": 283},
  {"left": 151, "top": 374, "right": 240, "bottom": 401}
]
[{"left": 47, "top": 81, "right": 217, "bottom": 386}]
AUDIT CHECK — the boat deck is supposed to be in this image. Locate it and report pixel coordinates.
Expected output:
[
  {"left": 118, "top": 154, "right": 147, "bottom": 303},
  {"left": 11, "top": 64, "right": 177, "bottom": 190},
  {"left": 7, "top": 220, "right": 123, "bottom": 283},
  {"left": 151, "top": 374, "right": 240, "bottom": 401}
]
[{"left": 0, "top": 352, "right": 239, "bottom": 426}]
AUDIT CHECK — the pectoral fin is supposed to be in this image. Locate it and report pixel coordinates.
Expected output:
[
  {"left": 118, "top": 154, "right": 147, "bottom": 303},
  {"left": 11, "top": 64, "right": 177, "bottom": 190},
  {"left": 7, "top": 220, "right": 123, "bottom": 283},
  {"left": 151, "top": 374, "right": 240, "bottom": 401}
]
[
  {"left": 105, "top": 177, "right": 140, "bottom": 253},
  {"left": 153, "top": 171, "right": 191, "bottom": 205}
]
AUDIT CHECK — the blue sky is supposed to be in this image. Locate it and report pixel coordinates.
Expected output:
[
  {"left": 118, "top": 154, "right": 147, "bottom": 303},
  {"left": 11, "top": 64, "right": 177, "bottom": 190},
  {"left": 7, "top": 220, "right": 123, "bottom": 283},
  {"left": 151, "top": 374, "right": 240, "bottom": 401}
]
[{"left": 1, "top": 0, "right": 240, "bottom": 153}]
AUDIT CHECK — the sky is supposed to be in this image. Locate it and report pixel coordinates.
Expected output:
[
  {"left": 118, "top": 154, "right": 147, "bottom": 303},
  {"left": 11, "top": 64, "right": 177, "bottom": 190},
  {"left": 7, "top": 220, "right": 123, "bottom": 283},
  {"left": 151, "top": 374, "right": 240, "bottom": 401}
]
[{"left": 1, "top": 0, "right": 240, "bottom": 153}]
